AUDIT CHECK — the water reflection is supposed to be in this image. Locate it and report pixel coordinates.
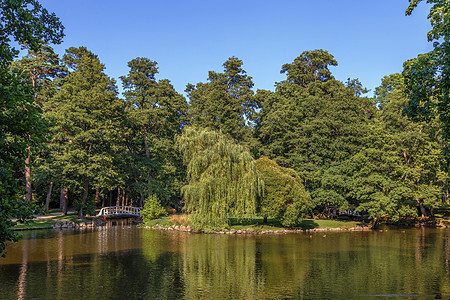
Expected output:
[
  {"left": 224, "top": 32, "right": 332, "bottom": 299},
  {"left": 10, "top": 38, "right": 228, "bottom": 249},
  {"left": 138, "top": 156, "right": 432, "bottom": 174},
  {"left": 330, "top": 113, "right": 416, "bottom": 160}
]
[{"left": 0, "top": 227, "right": 448, "bottom": 299}]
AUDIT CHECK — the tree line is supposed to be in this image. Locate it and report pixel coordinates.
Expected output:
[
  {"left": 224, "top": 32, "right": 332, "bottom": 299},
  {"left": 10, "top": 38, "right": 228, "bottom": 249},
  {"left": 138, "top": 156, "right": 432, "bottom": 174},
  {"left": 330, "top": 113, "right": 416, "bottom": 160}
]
[
  {"left": 2, "top": 0, "right": 449, "bottom": 240},
  {"left": 12, "top": 44, "right": 449, "bottom": 227}
]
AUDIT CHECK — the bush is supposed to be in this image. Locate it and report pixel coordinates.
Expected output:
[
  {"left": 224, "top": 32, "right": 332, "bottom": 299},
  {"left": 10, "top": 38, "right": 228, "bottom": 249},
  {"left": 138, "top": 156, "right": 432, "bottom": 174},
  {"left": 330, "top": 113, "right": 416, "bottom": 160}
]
[
  {"left": 255, "top": 156, "right": 313, "bottom": 228},
  {"left": 141, "top": 194, "right": 167, "bottom": 223}
]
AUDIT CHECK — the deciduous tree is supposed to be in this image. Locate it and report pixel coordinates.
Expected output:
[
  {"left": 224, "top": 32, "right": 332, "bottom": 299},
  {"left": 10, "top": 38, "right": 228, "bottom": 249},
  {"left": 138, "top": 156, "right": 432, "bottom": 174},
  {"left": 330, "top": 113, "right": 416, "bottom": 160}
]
[
  {"left": 177, "top": 126, "right": 263, "bottom": 231},
  {"left": 0, "top": 0, "right": 63, "bottom": 256}
]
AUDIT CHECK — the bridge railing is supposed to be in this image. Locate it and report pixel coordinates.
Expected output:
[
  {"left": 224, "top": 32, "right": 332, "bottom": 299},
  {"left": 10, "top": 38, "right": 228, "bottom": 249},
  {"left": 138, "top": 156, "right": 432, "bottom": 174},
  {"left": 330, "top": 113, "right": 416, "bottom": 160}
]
[{"left": 96, "top": 206, "right": 141, "bottom": 217}]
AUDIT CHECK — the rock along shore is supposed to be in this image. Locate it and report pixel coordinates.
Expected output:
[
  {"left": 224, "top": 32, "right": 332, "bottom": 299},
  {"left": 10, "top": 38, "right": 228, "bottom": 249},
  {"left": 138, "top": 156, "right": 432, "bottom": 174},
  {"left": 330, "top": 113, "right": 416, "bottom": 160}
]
[{"left": 143, "top": 224, "right": 373, "bottom": 234}]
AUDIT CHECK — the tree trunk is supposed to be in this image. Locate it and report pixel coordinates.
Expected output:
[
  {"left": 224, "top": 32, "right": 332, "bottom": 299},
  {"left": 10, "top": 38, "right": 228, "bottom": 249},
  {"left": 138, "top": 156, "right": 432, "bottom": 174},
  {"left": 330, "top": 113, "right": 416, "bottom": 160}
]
[
  {"left": 116, "top": 187, "right": 121, "bottom": 206},
  {"left": 60, "top": 188, "right": 68, "bottom": 216},
  {"left": 140, "top": 193, "right": 144, "bottom": 207},
  {"left": 25, "top": 151, "right": 32, "bottom": 201},
  {"left": 418, "top": 201, "right": 428, "bottom": 218},
  {"left": 370, "top": 216, "right": 379, "bottom": 229},
  {"left": 45, "top": 182, "right": 53, "bottom": 214},
  {"left": 122, "top": 188, "right": 125, "bottom": 206},
  {"left": 125, "top": 194, "right": 129, "bottom": 206},
  {"left": 143, "top": 130, "right": 152, "bottom": 195},
  {"left": 263, "top": 216, "right": 268, "bottom": 223},
  {"left": 78, "top": 182, "right": 88, "bottom": 219},
  {"left": 144, "top": 128, "right": 150, "bottom": 159},
  {"left": 95, "top": 187, "right": 100, "bottom": 206}
]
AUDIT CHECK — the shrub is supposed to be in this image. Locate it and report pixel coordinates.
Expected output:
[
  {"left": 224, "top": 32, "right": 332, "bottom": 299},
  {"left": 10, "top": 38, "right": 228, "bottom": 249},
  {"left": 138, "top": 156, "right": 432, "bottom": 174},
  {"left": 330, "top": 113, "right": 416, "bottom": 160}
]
[
  {"left": 142, "top": 194, "right": 167, "bottom": 223},
  {"left": 255, "top": 156, "right": 313, "bottom": 228}
]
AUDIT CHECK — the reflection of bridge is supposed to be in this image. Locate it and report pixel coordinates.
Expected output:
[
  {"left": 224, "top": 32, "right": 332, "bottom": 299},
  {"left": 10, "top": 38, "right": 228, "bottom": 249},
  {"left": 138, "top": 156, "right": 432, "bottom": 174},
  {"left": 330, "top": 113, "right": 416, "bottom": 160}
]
[{"left": 96, "top": 206, "right": 141, "bottom": 219}]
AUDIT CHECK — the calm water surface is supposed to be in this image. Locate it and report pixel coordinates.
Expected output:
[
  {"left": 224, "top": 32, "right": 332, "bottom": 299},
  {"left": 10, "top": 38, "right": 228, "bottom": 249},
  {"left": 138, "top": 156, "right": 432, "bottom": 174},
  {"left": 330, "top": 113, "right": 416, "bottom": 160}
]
[{"left": 0, "top": 225, "right": 448, "bottom": 300}]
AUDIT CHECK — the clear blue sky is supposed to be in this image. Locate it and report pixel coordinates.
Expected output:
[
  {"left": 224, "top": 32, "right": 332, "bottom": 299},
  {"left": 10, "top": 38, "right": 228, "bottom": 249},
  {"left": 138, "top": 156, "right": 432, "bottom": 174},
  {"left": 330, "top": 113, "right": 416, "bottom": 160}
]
[{"left": 39, "top": 0, "right": 433, "bottom": 97}]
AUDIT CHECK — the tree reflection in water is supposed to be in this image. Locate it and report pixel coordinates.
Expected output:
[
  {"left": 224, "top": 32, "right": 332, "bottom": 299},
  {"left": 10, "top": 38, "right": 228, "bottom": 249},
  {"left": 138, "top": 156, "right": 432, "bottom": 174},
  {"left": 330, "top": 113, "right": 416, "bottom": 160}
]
[{"left": 0, "top": 227, "right": 448, "bottom": 299}]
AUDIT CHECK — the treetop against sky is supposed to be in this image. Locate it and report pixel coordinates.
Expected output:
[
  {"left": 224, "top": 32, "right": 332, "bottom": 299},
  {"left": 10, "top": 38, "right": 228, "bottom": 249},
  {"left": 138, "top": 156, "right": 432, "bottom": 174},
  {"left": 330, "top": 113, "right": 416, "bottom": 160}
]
[{"left": 36, "top": 0, "right": 432, "bottom": 97}]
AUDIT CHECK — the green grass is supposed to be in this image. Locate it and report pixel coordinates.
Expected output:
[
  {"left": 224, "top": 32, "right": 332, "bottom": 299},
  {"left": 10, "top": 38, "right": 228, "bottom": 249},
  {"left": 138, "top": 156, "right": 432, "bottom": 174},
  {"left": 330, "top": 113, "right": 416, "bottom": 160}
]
[
  {"left": 300, "top": 219, "right": 364, "bottom": 229},
  {"left": 144, "top": 215, "right": 366, "bottom": 231},
  {"left": 143, "top": 217, "right": 172, "bottom": 227},
  {"left": 13, "top": 215, "right": 92, "bottom": 230}
]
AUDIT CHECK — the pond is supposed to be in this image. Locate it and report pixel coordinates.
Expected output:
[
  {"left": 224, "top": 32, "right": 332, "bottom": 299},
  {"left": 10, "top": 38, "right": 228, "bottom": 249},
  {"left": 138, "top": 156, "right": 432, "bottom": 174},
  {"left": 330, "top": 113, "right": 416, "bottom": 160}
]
[{"left": 0, "top": 225, "right": 448, "bottom": 299}]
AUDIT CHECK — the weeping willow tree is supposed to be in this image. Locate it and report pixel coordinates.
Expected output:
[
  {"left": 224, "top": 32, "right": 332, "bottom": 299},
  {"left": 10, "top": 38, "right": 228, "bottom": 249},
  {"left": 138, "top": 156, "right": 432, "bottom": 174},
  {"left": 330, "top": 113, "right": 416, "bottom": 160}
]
[{"left": 177, "top": 126, "right": 264, "bottom": 231}]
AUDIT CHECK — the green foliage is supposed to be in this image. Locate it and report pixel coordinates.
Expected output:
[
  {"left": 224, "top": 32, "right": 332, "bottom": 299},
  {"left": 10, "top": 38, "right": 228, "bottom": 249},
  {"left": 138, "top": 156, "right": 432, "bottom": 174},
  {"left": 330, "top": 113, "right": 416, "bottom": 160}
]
[
  {"left": 142, "top": 194, "right": 167, "bottom": 222},
  {"left": 120, "top": 57, "right": 188, "bottom": 206},
  {"left": 255, "top": 157, "right": 312, "bottom": 227},
  {"left": 11, "top": 43, "right": 67, "bottom": 104},
  {"left": 0, "top": 0, "right": 64, "bottom": 66},
  {"left": 327, "top": 74, "right": 446, "bottom": 221},
  {"left": 177, "top": 127, "right": 263, "bottom": 231},
  {"left": 280, "top": 49, "right": 337, "bottom": 87},
  {"left": 186, "top": 57, "right": 259, "bottom": 149},
  {"left": 256, "top": 50, "right": 375, "bottom": 213},
  {"left": 0, "top": 0, "right": 63, "bottom": 256},
  {"left": 404, "top": 0, "right": 450, "bottom": 171},
  {"left": 44, "top": 47, "right": 124, "bottom": 216}
]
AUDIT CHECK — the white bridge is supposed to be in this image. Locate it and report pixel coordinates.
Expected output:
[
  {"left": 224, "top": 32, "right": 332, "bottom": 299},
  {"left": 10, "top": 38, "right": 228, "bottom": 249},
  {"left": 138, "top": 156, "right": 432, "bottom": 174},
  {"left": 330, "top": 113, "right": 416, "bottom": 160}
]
[{"left": 96, "top": 206, "right": 141, "bottom": 218}]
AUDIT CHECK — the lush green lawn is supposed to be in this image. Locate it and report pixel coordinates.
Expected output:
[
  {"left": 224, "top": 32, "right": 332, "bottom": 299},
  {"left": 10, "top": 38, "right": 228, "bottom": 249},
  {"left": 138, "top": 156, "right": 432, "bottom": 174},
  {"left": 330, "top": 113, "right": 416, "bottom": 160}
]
[
  {"left": 145, "top": 215, "right": 366, "bottom": 231},
  {"left": 13, "top": 215, "right": 92, "bottom": 230}
]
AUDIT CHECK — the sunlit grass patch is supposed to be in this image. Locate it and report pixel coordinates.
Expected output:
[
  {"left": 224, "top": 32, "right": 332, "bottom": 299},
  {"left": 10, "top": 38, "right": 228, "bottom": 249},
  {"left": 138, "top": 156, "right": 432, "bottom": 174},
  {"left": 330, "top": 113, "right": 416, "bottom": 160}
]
[
  {"left": 13, "top": 214, "right": 93, "bottom": 230},
  {"left": 144, "top": 217, "right": 171, "bottom": 227}
]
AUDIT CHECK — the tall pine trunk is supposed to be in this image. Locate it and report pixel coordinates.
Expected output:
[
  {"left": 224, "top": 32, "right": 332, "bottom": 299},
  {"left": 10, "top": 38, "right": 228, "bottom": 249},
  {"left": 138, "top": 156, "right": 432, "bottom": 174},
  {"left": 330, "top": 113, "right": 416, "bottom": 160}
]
[
  {"left": 60, "top": 188, "right": 68, "bottom": 215},
  {"left": 144, "top": 129, "right": 152, "bottom": 197},
  {"left": 25, "top": 149, "right": 32, "bottom": 201},
  {"left": 78, "top": 182, "right": 89, "bottom": 219},
  {"left": 95, "top": 187, "right": 100, "bottom": 206},
  {"left": 45, "top": 182, "right": 53, "bottom": 214},
  {"left": 140, "top": 193, "right": 144, "bottom": 207}
]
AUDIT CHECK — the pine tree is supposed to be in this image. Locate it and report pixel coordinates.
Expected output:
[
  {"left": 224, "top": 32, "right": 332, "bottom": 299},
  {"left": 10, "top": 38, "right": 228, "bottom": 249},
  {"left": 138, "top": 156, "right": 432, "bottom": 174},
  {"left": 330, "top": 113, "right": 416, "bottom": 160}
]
[
  {"left": 45, "top": 47, "right": 123, "bottom": 217},
  {"left": 120, "top": 57, "right": 188, "bottom": 206},
  {"left": 186, "top": 57, "right": 259, "bottom": 149},
  {"left": 12, "top": 43, "right": 67, "bottom": 204}
]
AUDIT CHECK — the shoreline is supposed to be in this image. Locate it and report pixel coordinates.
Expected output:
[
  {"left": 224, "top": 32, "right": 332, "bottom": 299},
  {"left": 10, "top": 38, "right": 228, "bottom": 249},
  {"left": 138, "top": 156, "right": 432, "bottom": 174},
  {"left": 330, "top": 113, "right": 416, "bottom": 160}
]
[
  {"left": 11, "top": 214, "right": 449, "bottom": 233},
  {"left": 142, "top": 222, "right": 448, "bottom": 235}
]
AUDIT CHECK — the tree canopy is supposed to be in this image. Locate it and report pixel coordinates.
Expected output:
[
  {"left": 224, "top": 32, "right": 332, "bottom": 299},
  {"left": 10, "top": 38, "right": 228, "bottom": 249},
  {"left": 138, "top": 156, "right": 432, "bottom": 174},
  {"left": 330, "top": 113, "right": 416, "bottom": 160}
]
[
  {"left": 403, "top": 0, "right": 450, "bottom": 170},
  {"left": 4, "top": 0, "right": 450, "bottom": 241},
  {"left": 0, "top": 0, "right": 64, "bottom": 256},
  {"left": 186, "top": 57, "right": 259, "bottom": 149}
]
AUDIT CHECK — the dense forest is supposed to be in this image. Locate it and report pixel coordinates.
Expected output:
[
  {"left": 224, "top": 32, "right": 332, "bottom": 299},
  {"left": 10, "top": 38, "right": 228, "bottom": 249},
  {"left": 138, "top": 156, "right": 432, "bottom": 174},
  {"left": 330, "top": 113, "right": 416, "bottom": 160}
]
[
  {"left": 2, "top": 0, "right": 450, "bottom": 243},
  {"left": 12, "top": 45, "right": 450, "bottom": 227}
]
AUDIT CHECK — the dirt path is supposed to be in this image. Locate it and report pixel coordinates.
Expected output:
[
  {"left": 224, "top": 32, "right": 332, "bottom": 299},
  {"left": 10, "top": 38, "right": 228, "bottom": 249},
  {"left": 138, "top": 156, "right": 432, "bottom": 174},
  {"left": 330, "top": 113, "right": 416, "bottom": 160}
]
[{"left": 32, "top": 211, "right": 77, "bottom": 220}]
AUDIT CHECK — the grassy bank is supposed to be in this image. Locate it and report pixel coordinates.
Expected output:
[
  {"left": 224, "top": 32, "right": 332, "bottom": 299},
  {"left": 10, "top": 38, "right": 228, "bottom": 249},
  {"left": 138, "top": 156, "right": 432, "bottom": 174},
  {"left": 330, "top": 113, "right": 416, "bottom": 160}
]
[
  {"left": 144, "top": 215, "right": 366, "bottom": 232},
  {"left": 13, "top": 214, "right": 93, "bottom": 230}
]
